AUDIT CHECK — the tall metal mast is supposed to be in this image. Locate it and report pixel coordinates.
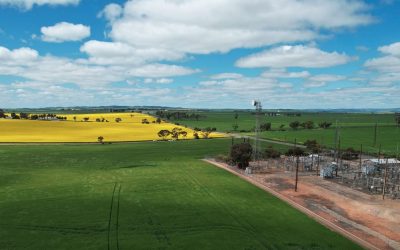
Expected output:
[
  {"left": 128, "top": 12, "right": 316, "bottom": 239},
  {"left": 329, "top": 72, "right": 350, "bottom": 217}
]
[{"left": 252, "top": 100, "right": 262, "bottom": 162}]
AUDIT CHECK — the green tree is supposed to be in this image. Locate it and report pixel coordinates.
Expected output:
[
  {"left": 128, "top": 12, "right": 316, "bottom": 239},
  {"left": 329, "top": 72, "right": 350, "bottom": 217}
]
[
  {"left": 318, "top": 122, "right": 332, "bottom": 129},
  {"left": 97, "top": 136, "right": 104, "bottom": 144},
  {"left": 260, "top": 122, "right": 271, "bottom": 131},
  {"left": 201, "top": 127, "right": 215, "bottom": 139},
  {"left": 395, "top": 113, "right": 400, "bottom": 127},
  {"left": 264, "top": 146, "right": 280, "bottom": 159},
  {"left": 301, "top": 121, "right": 314, "bottom": 129},
  {"left": 157, "top": 130, "right": 171, "bottom": 140},
  {"left": 304, "top": 139, "right": 320, "bottom": 153},
  {"left": 341, "top": 147, "right": 359, "bottom": 160},
  {"left": 289, "top": 121, "right": 300, "bottom": 130},
  {"left": 170, "top": 127, "right": 188, "bottom": 140},
  {"left": 285, "top": 147, "right": 306, "bottom": 156},
  {"left": 230, "top": 143, "right": 253, "bottom": 169}
]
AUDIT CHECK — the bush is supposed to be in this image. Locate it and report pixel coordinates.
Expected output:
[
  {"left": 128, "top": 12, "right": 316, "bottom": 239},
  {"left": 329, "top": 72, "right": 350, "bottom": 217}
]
[
  {"left": 318, "top": 121, "right": 332, "bottom": 129},
  {"left": 304, "top": 139, "right": 320, "bottom": 153},
  {"left": 264, "top": 146, "right": 280, "bottom": 159},
  {"left": 230, "top": 143, "right": 252, "bottom": 169},
  {"left": 341, "top": 147, "right": 359, "bottom": 160},
  {"left": 260, "top": 122, "right": 271, "bottom": 131},
  {"left": 285, "top": 147, "right": 306, "bottom": 156},
  {"left": 289, "top": 121, "right": 300, "bottom": 130},
  {"left": 301, "top": 121, "right": 314, "bottom": 129}
]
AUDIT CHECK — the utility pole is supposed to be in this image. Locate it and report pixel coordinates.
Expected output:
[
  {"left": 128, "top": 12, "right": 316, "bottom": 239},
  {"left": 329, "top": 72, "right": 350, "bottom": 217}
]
[
  {"left": 378, "top": 144, "right": 382, "bottom": 160},
  {"left": 334, "top": 120, "right": 338, "bottom": 163},
  {"left": 337, "top": 136, "right": 341, "bottom": 177},
  {"left": 383, "top": 158, "right": 389, "bottom": 200},
  {"left": 359, "top": 144, "right": 363, "bottom": 171},
  {"left": 316, "top": 145, "right": 320, "bottom": 176},
  {"left": 373, "top": 123, "right": 378, "bottom": 147},
  {"left": 294, "top": 138, "right": 299, "bottom": 192}
]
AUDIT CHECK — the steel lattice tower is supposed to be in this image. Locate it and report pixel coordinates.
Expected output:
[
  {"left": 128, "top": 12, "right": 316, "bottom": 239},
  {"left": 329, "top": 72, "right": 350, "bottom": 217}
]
[{"left": 252, "top": 100, "right": 262, "bottom": 162}]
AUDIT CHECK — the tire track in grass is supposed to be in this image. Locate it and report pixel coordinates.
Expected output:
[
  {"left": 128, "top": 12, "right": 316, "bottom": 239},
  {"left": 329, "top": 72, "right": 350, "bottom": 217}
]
[
  {"left": 116, "top": 184, "right": 121, "bottom": 250},
  {"left": 181, "top": 165, "right": 270, "bottom": 249},
  {"left": 108, "top": 182, "right": 117, "bottom": 250}
]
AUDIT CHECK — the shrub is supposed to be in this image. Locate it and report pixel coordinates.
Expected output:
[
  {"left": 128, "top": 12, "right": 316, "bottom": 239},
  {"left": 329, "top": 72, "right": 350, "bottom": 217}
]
[
  {"left": 230, "top": 143, "right": 252, "bottom": 169},
  {"left": 285, "top": 147, "right": 306, "bottom": 156},
  {"left": 264, "top": 146, "right": 281, "bottom": 159},
  {"left": 289, "top": 121, "right": 300, "bottom": 130},
  {"left": 341, "top": 147, "right": 359, "bottom": 160},
  {"left": 304, "top": 139, "right": 320, "bottom": 153},
  {"left": 318, "top": 122, "right": 332, "bottom": 129},
  {"left": 260, "top": 122, "right": 271, "bottom": 131},
  {"left": 301, "top": 121, "right": 314, "bottom": 129}
]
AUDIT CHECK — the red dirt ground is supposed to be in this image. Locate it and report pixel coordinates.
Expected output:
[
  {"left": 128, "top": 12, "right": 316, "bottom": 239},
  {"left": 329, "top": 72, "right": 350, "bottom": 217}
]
[{"left": 205, "top": 160, "right": 400, "bottom": 250}]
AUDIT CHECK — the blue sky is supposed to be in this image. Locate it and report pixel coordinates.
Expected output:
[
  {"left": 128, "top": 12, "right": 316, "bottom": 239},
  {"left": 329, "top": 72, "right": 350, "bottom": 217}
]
[{"left": 0, "top": 0, "right": 399, "bottom": 109}]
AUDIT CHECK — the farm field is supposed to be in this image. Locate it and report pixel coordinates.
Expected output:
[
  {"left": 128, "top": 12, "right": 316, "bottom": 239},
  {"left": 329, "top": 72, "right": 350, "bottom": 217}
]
[
  {"left": 173, "top": 111, "right": 397, "bottom": 131},
  {"left": 259, "top": 126, "right": 400, "bottom": 155},
  {"left": 0, "top": 139, "right": 361, "bottom": 249},
  {"left": 0, "top": 112, "right": 224, "bottom": 143},
  {"left": 173, "top": 111, "right": 400, "bottom": 155}
]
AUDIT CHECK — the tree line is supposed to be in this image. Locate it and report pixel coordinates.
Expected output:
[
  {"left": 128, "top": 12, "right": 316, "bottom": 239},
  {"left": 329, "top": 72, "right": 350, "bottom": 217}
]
[
  {"left": 0, "top": 110, "right": 67, "bottom": 120},
  {"left": 155, "top": 111, "right": 205, "bottom": 121},
  {"left": 227, "top": 139, "right": 359, "bottom": 169},
  {"left": 157, "top": 127, "right": 216, "bottom": 140}
]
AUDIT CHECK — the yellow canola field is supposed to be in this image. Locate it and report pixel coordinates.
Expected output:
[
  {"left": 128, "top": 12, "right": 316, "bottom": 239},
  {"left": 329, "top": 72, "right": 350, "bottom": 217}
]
[{"left": 0, "top": 112, "right": 224, "bottom": 143}]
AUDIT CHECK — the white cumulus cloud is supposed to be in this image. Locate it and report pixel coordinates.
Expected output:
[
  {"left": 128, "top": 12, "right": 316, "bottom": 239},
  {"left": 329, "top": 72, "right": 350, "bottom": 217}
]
[
  {"left": 98, "top": 3, "right": 123, "bottom": 23},
  {"left": 364, "top": 42, "right": 400, "bottom": 85},
  {"left": 0, "top": 46, "right": 199, "bottom": 88},
  {"left": 105, "top": 0, "right": 372, "bottom": 55},
  {"left": 378, "top": 42, "right": 400, "bottom": 57},
  {"left": 80, "top": 40, "right": 184, "bottom": 65},
  {"left": 236, "top": 45, "right": 353, "bottom": 68},
  {"left": 210, "top": 73, "right": 243, "bottom": 80},
  {"left": 0, "top": 0, "right": 79, "bottom": 10},
  {"left": 41, "top": 22, "right": 90, "bottom": 43},
  {"left": 0, "top": 46, "right": 38, "bottom": 65}
]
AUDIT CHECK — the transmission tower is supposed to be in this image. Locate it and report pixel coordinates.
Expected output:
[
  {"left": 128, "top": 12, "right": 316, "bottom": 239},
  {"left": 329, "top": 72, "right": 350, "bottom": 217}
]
[{"left": 252, "top": 100, "right": 262, "bottom": 162}]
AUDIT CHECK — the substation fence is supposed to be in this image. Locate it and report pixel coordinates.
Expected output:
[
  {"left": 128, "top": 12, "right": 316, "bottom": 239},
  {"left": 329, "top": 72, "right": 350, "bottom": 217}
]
[{"left": 250, "top": 154, "right": 400, "bottom": 200}]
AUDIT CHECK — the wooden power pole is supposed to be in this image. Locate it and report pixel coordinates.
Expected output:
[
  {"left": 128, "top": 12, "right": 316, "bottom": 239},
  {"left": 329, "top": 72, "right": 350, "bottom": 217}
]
[
  {"left": 294, "top": 138, "right": 299, "bottom": 192},
  {"left": 359, "top": 144, "right": 363, "bottom": 171}
]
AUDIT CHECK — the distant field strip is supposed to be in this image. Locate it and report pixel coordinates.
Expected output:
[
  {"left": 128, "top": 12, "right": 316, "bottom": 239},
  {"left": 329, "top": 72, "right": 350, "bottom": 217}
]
[{"left": 0, "top": 112, "right": 224, "bottom": 143}]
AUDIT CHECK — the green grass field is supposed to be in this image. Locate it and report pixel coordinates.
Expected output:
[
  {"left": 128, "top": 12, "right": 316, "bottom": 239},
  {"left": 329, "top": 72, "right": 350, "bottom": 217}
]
[
  {"left": 174, "top": 111, "right": 397, "bottom": 131},
  {"left": 260, "top": 126, "right": 400, "bottom": 155},
  {"left": 0, "top": 139, "right": 361, "bottom": 249},
  {"left": 173, "top": 111, "right": 400, "bottom": 155}
]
